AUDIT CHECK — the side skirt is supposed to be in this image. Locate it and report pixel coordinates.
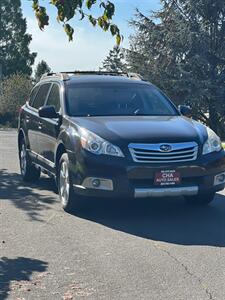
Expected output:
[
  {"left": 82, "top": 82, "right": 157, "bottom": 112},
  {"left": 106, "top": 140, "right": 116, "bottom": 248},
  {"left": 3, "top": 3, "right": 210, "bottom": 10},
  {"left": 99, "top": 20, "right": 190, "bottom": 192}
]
[{"left": 28, "top": 150, "right": 56, "bottom": 176}]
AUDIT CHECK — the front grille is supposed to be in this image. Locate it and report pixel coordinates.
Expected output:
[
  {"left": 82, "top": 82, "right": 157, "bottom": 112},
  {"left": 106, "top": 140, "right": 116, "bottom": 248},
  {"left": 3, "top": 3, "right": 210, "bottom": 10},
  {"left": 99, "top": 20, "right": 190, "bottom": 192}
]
[{"left": 129, "top": 142, "right": 198, "bottom": 163}]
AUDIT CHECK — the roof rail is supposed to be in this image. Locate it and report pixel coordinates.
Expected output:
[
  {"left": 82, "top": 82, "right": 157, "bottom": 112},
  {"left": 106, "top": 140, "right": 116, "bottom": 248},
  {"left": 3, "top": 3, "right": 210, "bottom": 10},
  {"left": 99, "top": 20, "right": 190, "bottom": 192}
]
[
  {"left": 67, "top": 71, "right": 127, "bottom": 76},
  {"left": 40, "top": 71, "right": 144, "bottom": 81}
]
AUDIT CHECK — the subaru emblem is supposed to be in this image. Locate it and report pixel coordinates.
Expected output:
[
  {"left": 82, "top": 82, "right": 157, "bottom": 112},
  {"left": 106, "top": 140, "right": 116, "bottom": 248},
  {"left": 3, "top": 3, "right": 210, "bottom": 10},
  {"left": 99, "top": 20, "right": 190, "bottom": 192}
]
[{"left": 160, "top": 144, "right": 172, "bottom": 152}]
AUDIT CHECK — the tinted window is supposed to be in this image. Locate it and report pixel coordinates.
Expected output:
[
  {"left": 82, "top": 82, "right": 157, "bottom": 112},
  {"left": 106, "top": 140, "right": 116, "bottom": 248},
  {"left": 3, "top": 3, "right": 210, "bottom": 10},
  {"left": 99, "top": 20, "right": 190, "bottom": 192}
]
[
  {"left": 66, "top": 83, "right": 178, "bottom": 117},
  {"left": 46, "top": 84, "right": 61, "bottom": 112},
  {"left": 32, "top": 83, "right": 51, "bottom": 109},
  {"left": 29, "top": 86, "right": 39, "bottom": 106}
]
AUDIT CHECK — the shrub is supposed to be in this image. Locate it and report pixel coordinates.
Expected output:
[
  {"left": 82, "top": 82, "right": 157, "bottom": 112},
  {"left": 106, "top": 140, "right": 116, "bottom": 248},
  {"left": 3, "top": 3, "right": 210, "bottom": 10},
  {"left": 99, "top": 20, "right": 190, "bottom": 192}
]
[{"left": 0, "top": 74, "right": 32, "bottom": 127}]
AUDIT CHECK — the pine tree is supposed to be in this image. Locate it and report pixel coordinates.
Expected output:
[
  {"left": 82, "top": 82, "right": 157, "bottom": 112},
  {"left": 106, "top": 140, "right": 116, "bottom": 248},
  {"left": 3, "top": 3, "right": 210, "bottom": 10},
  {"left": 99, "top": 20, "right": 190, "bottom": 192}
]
[
  {"left": 0, "top": 0, "right": 36, "bottom": 77},
  {"left": 127, "top": 1, "right": 225, "bottom": 136},
  {"left": 101, "top": 46, "right": 127, "bottom": 73},
  {"left": 34, "top": 60, "right": 51, "bottom": 82}
]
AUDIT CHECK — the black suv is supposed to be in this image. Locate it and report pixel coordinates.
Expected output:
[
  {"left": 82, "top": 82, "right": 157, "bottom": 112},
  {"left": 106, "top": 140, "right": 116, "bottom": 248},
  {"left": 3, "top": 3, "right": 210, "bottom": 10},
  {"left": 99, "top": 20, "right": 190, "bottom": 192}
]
[{"left": 18, "top": 71, "right": 225, "bottom": 212}]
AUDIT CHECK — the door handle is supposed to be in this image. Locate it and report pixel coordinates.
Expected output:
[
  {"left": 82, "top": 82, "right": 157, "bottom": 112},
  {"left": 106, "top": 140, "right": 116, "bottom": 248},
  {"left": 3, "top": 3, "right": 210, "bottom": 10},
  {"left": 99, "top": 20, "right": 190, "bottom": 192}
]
[{"left": 38, "top": 122, "right": 43, "bottom": 130}]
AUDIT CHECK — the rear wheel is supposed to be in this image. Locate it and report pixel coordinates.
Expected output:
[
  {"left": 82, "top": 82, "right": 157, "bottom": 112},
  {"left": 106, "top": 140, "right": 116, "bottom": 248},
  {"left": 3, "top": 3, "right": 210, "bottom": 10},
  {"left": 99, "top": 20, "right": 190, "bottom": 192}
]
[
  {"left": 58, "top": 153, "right": 82, "bottom": 212},
  {"left": 185, "top": 193, "right": 215, "bottom": 206},
  {"left": 19, "top": 139, "right": 40, "bottom": 182}
]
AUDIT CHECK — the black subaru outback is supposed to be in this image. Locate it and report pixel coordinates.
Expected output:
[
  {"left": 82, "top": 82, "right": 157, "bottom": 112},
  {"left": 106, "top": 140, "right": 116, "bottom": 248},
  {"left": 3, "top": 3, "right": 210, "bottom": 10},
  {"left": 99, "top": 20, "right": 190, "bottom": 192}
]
[{"left": 18, "top": 72, "right": 225, "bottom": 212}]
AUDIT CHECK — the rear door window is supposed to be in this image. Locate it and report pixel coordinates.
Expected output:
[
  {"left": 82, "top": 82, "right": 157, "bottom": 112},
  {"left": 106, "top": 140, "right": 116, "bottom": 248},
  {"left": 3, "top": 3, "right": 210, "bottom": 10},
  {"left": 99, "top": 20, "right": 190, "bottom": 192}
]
[
  {"left": 46, "top": 84, "right": 61, "bottom": 112},
  {"left": 32, "top": 83, "right": 51, "bottom": 109}
]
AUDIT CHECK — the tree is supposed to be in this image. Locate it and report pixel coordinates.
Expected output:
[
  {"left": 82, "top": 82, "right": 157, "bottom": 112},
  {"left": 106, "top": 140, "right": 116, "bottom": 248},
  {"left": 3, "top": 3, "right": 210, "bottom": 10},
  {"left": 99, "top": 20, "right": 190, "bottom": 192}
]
[
  {"left": 127, "top": 1, "right": 225, "bottom": 137},
  {"left": 34, "top": 60, "right": 51, "bottom": 82},
  {"left": 0, "top": 74, "right": 32, "bottom": 127},
  {"left": 31, "top": 0, "right": 122, "bottom": 44},
  {"left": 0, "top": 0, "right": 36, "bottom": 77},
  {"left": 101, "top": 46, "right": 127, "bottom": 72}
]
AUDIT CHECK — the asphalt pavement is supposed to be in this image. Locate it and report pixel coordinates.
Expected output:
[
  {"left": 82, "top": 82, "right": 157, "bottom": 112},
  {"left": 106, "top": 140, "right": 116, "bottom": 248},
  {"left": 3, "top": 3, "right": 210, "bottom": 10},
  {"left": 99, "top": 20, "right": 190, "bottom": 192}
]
[{"left": 1, "top": 130, "right": 225, "bottom": 300}]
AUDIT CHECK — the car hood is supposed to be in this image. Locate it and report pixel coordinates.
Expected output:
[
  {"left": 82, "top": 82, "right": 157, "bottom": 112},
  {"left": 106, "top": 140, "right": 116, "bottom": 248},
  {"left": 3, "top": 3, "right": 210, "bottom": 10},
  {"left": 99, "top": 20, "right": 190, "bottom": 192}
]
[{"left": 68, "top": 116, "right": 208, "bottom": 146}]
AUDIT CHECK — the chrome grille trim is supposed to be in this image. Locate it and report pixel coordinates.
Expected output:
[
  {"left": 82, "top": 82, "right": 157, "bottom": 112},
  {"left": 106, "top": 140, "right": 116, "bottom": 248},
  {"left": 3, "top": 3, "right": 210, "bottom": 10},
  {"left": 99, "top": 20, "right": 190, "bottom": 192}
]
[
  {"left": 129, "top": 142, "right": 198, "bottom": 163},
  {"left": 135, "top": 186, "right": 199, "bottom": 198}
]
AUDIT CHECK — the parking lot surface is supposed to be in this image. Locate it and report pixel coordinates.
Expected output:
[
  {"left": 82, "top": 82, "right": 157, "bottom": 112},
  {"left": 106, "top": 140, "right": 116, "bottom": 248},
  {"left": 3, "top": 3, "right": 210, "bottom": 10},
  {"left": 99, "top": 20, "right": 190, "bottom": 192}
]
[{"left": 1, "top": 130, "right": 225, "bottom": 299}]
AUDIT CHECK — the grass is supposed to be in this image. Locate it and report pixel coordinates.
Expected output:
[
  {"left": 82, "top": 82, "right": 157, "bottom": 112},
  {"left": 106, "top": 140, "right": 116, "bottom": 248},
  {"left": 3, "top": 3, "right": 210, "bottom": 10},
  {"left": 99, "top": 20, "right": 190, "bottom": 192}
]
[{"left": 222, "top": 143, "right": 225, "bottom": 149}]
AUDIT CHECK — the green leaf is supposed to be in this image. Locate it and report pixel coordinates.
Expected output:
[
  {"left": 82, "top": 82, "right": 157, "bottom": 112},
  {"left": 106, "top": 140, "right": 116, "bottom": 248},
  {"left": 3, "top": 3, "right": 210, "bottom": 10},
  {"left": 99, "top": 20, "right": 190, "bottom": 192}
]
[
  {"left": 105, "top": 2, "right": 115, "bottom": 19},
  {"left": 86, "top": 0, "right": 96, "bottom": 10},
  {"left": 32, "top": 0, "right": 39, "bottom": 10},
  {"left": 64, "top": 24, "right": 74, "bottom": 41},
  {"left": 110, "top": 24, "right": 118, "bottom": 36},
  {"left": 116, "top": 34, "right": 122, "bottom": 46},
  {"left": 89, "top": 15, "right": 97, "bottom": 26},
  {"left": 35, "top": 6, "right": 49, "bottom": 30}
]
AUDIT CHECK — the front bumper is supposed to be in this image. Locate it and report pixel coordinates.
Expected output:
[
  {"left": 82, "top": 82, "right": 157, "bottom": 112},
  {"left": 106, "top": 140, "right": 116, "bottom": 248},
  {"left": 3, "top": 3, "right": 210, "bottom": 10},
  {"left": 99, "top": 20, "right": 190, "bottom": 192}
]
[{"left": 68, "top": 149, "right": 225, "bottom": 198}]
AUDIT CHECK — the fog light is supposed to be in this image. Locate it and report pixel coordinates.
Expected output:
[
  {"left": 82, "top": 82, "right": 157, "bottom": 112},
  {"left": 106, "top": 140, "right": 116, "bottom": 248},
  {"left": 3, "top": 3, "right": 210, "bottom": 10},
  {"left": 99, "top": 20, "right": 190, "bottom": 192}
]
[
  {"left": 92, "top": 178, "right": 101, "bottom": 188},
  {"left": 81, "top": 177, "right": 114, "bottom": 191},
  {"left": 214, "top": 172, "right": 225, "bottom": 186}
]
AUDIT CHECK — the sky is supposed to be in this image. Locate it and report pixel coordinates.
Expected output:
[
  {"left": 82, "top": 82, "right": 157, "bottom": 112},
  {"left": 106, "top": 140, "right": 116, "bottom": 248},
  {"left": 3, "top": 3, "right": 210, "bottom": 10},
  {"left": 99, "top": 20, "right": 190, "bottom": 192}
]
[{"left": 21, "top": 0, "right": 161, "bottom": 72}]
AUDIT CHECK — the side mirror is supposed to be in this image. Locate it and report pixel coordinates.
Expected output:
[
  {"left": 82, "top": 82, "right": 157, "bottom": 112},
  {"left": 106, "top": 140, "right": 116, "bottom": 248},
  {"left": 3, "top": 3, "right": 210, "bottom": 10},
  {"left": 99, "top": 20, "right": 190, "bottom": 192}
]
[
  {"left": 178, "top": 105, "right": 192, "bottom": 117},
  {"left": 38, "top": 105, "right": 59, "bottom": 119}
]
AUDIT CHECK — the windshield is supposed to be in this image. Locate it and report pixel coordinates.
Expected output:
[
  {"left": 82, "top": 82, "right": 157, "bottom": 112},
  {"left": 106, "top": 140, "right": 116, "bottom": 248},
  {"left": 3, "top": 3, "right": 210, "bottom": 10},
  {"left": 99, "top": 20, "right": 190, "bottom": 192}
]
[{"left": 66, "top": 83, "right": 178, "bottom": 117}]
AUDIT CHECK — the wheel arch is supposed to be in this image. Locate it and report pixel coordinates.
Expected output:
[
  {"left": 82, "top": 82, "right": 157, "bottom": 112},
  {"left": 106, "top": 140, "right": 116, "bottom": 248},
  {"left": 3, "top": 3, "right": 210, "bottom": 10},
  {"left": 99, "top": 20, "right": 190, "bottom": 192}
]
[
  {"left": 55, "top": 127, "right": 80, "bottom": 177},
  {"left": 55, "top": 143, "right": 67, "bottom": 170}
]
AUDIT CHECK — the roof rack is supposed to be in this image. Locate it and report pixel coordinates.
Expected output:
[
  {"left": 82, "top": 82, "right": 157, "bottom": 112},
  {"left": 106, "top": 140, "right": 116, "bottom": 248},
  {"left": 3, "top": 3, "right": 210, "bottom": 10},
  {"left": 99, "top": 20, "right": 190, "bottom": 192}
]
[{"left": 40, "top": 71, "right": 144, "bottom": 81}]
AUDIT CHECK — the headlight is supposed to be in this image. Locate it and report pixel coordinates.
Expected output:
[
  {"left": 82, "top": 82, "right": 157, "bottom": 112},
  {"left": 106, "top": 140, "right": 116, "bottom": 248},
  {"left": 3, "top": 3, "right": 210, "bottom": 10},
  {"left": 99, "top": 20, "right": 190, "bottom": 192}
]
[
  {"left": 79, "top": 128, "right": 124, "bottom": 157},
  {"left": 203, "top": 127, "right": 222, "bottom": 155}
]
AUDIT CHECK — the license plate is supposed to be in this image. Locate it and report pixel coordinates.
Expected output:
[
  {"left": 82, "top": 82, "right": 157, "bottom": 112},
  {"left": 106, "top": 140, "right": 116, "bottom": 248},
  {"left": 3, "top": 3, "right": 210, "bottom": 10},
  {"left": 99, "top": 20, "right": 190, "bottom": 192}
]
[{"left": 154, "top": 170, "right": 181, "bottom": 186}]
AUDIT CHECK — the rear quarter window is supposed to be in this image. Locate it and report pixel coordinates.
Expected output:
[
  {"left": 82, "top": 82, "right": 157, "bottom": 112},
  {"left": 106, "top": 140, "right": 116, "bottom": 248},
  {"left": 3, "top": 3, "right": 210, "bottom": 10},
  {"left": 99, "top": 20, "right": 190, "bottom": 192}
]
[
  {"left": 29, "top": 86, "right": 39, "bottom": 106},
  {"left": 31, "top": 83, "right": 51, "bottom": 109}
]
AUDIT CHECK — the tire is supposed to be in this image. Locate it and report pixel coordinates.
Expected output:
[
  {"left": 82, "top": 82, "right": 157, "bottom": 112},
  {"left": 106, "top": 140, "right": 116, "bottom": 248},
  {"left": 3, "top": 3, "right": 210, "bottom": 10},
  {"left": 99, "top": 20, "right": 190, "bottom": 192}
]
[
  {"left": 185, "top": 193, "right": 215, "bottom": 206},
  {"left": 58, "top": 153, "right": 82, "bottom": 212},
  {"left": 19, "top": 139, "right": 41, "bottom": 182}
]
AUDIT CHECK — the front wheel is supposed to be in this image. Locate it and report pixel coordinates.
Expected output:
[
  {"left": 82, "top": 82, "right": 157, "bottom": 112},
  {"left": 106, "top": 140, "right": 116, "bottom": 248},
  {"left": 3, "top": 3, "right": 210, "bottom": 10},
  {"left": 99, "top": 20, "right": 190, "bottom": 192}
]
[
  {"left": 58, "top": 153, "right": 82, "bottom": 212},
  {"left": 185, "top": 193, "right": 216, "bottom": 206}
]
